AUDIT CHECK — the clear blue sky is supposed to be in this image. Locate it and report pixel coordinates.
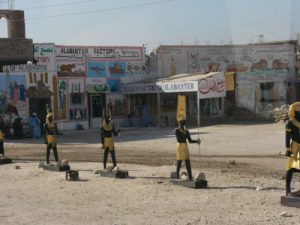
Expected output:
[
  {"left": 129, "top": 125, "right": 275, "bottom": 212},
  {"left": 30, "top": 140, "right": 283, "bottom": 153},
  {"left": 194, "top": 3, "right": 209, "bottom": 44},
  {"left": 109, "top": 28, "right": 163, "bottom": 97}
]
[{"left": 1, "top": 0, "right": 300, "bottom": 53}]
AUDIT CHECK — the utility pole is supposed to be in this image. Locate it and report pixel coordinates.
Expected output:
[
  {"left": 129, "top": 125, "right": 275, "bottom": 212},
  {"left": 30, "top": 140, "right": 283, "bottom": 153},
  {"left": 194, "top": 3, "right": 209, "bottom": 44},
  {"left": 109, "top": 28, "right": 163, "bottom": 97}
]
[{"left": 8, "top": 0, "right": 15, "bottom": 10}]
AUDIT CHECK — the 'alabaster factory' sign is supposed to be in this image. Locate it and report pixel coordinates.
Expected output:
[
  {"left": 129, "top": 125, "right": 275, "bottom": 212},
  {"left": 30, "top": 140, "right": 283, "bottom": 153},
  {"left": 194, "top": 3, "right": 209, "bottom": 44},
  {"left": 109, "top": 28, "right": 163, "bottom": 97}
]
[{"left": 56, "top": 45, "right": 144, "bottom": 61}]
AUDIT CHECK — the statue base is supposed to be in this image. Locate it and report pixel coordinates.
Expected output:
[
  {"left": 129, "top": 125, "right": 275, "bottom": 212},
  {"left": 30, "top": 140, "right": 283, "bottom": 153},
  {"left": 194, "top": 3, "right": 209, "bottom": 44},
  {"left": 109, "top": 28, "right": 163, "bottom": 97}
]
[
  {"left": 281, "top": 194, "right": 300, "bottom": 208},
  {"left": 0, "top": 158, "right": 13, "bottom": 165},
  {"left": 172, "top": 179, "right": 208, "bottom": 189},
  {"left": 100, "top": 170, "right": 129, "bottom": 179},
  {"left": 43, "top": 164, "right": 70, "bottom": 172}
]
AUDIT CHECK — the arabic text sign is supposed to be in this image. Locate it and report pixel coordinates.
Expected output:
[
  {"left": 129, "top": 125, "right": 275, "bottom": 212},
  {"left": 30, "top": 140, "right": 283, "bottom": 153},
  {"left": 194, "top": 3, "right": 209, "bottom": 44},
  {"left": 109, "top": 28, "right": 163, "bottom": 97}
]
[
  {"left": 56, "top": 46, "right": 144, "bottom": 62},
  {"left": 123, "top": 81, "right": 198, "bottom": 94},
  {"left": 198, "top": 73, "right": 226, "bottom": 99}
]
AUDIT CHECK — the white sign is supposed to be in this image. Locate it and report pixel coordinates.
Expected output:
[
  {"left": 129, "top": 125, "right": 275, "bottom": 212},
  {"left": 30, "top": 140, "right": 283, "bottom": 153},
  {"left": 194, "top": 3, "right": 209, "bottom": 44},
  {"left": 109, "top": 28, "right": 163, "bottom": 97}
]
[
  {"left": 85, "top": 77, "right": 106, "bottom": 85},
  {"left": 123, "top": 81, "right": 198, "bottom": 94},
  {"left": 198, "top": 73, "right": 226, "bottom": 99},
  {"left": 86, "top": 78, "right": 107, "bottom": 93},
  {"left": 56, "top": 45, "right": 144, "bottom": 62}
]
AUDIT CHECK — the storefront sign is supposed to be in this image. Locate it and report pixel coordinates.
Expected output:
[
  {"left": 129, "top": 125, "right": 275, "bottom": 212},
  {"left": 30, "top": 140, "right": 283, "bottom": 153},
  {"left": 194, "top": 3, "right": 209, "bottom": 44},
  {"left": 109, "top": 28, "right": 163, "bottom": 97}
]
[
  {"left": 198, "top": 73, "right": 226, "bottom": 99},
  {"left": 56, "top": 46, "right": 144, "bottom": 62},
  {"left": 123, "top": 81, "right": 198, "bottom": 94},
  {"left": 86, "top": 78, "right": 107, "bottom": 93}
]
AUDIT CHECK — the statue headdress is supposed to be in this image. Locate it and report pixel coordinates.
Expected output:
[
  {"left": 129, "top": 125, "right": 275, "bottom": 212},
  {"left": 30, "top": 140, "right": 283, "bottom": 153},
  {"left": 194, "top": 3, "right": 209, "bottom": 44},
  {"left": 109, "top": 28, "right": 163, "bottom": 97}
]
[
  {"left": 288, "top": 102, "right": 300, "bottom": 118},
  {"left": 176, "top": 95, "right": 186, "bottom": 122}
]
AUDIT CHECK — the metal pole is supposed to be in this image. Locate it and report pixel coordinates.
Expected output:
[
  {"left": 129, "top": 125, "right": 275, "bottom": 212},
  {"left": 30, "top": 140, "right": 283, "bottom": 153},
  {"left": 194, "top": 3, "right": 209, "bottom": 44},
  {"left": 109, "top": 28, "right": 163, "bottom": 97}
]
[
  {"left": 157, "top": 92, "right": 161, "bottom": 127},
  {"left": 197, "top": 91, "right": 200, "bottom": 129}
]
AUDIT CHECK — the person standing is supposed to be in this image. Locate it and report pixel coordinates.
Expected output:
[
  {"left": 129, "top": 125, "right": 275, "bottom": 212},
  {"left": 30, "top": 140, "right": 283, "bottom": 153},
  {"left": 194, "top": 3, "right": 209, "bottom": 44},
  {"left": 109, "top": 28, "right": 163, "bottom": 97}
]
[
  {"left": 175, "top": 119, "right": 201, "bottom": 180},
  {"left": 13, "top": 117, "right": 23, "bottom": 139},
  {"left": 100, "top": 116, "right": 120, "bottom": 170},
  {"left": 29, "top": 113, "right": 41, "bottom": 138},
  {"left": 44, "top": 113, "right": 62, "bottom": 164}
]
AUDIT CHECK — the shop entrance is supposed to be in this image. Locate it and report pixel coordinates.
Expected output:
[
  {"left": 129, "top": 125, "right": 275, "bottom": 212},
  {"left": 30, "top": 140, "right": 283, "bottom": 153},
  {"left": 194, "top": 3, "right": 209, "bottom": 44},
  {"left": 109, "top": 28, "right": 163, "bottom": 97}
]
[
  {"left": 29, "top": 98, "right": 51, "bottom": 130},
  {"left": 88, "top": 94, "right": 105, "bottom": 128}
]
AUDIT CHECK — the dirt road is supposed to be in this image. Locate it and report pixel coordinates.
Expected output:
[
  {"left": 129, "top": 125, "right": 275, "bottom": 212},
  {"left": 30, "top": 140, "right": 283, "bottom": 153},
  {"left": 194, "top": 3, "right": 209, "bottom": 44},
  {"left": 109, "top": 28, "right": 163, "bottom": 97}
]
[
  {"left": 1, "top": 121, "right": 298, "bottom": 225},
  {"left": 4, "top": 121, "right": 287, "bottom": 176}
]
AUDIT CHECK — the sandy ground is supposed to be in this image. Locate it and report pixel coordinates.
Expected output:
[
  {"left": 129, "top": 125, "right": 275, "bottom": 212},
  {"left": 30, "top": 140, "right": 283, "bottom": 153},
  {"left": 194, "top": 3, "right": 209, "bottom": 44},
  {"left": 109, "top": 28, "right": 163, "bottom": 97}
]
[{"left": 1, "top": 121, "right": 300, "bottom": 225}]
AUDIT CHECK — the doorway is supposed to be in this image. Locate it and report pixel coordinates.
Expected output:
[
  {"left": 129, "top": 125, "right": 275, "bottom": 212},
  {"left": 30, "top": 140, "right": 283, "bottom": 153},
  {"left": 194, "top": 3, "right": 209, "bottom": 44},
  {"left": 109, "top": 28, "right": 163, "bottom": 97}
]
[
  {"left": 29, "top": 98, "right": 51, "bottom": 131},
  {"left": 88, "top": 94, "right": 105, "bottom": 128}
]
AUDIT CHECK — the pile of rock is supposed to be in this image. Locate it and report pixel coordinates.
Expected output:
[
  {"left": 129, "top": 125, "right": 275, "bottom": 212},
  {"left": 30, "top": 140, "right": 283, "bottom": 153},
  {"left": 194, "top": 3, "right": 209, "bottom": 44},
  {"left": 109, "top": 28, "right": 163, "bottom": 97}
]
[{"left": 271, "top": 105, "right": 290, "bottom": 122}]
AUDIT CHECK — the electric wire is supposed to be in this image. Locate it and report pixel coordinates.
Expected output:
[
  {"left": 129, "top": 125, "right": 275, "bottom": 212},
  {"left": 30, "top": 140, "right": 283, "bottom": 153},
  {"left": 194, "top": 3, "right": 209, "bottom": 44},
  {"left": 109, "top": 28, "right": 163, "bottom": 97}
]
[{"left": 23, "top": 0, "right": 175, "bottom": 20}]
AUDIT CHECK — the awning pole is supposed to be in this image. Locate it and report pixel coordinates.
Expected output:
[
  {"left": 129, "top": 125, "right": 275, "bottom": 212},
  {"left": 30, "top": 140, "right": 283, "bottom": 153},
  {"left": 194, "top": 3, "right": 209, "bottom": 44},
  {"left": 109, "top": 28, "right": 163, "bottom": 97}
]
[
  {"left": 197, "top": 91, "right": 200, "bottom": 129},
  {"left": 157, "top": 93, "right": 161, "bottom": 127},
  {"left": 197, "top": 90, "right": 201, "bottom": 167}
]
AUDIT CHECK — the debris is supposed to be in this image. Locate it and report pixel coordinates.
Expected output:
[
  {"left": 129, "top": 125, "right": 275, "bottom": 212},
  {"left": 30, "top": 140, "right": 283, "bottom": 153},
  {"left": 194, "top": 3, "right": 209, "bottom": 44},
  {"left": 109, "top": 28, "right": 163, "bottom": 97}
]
[
  {"left": 256, "top": 184, "right": 265, "bottom": 191},
  {"left": 93, "top": 170, "right": 100, "bottom": 174},
  {"left": 227, "top": 160, "right": 236, "bottom": 165},
  {"left": 195, "top": 172, "right": 206, "bottom": 181},
  {"left": 181, "top": 171, "right": 188, "bottom": 180},
  {"left": 271, "top": 105, "right": 289, "bottom": 122},
  {"left": 15, "top": 165, "right": 20, "bottom": 169},
  {"left": 106, "top": 165, "right": 114, "bottom": 172},
  {"left": 280, "top": 211, "right": 292, "bottom": 217},
  {"left": 66, "top": 170, "right": 79, "bottom": 181}
]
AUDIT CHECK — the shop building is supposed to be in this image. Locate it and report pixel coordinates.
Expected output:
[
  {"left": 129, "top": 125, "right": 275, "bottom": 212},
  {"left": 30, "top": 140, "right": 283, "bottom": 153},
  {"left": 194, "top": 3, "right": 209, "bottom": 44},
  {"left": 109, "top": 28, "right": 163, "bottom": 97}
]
[
  {"left": 155, "top": 43, "right": 297, "bottom": 116},
  {"left": 1, "top": 44, "right": 149, "bottom": 130}
]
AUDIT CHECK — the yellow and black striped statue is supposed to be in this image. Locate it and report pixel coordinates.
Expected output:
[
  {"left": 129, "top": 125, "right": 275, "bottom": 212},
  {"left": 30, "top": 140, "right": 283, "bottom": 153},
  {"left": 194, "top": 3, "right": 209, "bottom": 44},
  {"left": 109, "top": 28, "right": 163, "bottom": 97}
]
[
  {"left": 44, "top": 112, "right": 62, "bottom": 164},
  {"left": 100, "top": 116, "right": 120, "bottom": 170},
  {"left": 285, "top": 102, "right": 300, "bottom": 196},
  {"left": 175, "top": 95, "right": 201, "bottom": 180}
]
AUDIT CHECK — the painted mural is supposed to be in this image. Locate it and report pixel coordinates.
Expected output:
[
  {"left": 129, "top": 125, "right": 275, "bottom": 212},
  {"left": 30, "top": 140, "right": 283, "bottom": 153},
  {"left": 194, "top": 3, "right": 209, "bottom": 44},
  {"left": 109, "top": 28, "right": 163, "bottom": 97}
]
[
  {"left": 108, "top": 62, "right": 127, "bottom": 76},
  {"left": 87, "top": 61, "right": 127, "bottom": 77},
  {"left": 106, "top": 94, "right": 127, "bottom": 117},
  {"left": 57, "top": 61, "right": 85, "bottom": 77},
  {"left": 127, "top": 62, "right": 147, "bottom": 76},
  {"left": 87, "top": 62, "right": 107, "bottom": 77},
  {"left": 107, "top": 79, "right": 121, "bottom": 94},
  {"left": 70, "top": 108, "right": 86, "bottom": 121},
  {"left": 58, "top": 79, "right": 68, "bottom": 120},
  {"left": 156, "top": 44, "right": 296, "bottom": 113},
  {"left": 68, "top": 79, "right": 86, "bottom": 121},
  {"left": 86, "top": 78, "right": 107, "bottom": 93},
  {"left": 157, "top": 45, "right": 295, "bottom": 78},
  {"left": 0, "top": 74, "right": 28, "bottom": 119}
]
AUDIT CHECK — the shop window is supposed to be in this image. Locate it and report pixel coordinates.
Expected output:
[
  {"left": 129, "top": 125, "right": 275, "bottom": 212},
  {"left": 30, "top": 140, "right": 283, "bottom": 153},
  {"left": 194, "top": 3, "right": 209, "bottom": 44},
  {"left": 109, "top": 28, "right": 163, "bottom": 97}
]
[
  {"left": 161, "top": 93, "right": 177, "bottom": 112},
  {"left": 70, "top": 93, "right": 84, "bottom": 106}
]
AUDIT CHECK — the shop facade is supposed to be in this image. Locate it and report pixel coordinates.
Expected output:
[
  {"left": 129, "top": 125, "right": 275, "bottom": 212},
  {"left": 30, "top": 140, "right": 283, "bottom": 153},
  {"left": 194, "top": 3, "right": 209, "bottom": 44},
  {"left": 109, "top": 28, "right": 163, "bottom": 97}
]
[
  {"left": 123, "top": 72, "right": 226, "bottom": 127},
  {"left": 1, "top": 43, "right": 149, "bottom": 130},
  {"left": 155, "top": 43, "right": 297, "bottom": 115}
]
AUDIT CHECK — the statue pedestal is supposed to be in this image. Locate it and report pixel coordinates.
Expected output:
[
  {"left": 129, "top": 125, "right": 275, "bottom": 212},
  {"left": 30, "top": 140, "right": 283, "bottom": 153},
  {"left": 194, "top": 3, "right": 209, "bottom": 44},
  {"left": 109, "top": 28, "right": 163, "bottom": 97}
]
[
  {"left": 172, "top": 179, "right": 208, "bottom": 189},
  {"left": 43, "top": 164, "right": 70, "bottom": 172},
  {"left": 281, "top": 195, "right": 300, "bottom": 208},
  {"left": 0, "top": 158, "right": 13, "bottom": 165},
  {"left": 100, "top": 170, "right": 129, "bottom": 179}
]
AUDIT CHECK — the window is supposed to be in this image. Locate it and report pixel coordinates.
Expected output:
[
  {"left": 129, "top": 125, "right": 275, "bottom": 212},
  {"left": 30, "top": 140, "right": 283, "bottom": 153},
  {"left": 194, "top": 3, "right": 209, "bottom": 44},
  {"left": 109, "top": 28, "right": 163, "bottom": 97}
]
[
  {"left": 0, "top": 17, "right": 8, "bottom": 38},
  {"left": 260, "top": 82, "right": 274, "bottom": 102},
  {"left": 70, "top": 93, "right": 84, "bottom": 107}
]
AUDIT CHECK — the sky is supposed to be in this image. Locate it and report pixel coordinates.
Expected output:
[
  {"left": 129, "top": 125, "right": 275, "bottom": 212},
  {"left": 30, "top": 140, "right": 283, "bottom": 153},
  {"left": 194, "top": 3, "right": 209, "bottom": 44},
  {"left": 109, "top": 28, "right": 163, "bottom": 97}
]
[{"left": 0, "top": 0, "right": 300, "bottom": 53}]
